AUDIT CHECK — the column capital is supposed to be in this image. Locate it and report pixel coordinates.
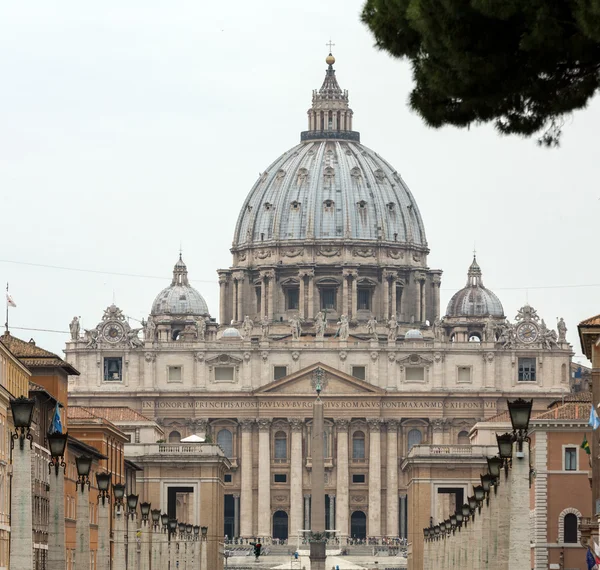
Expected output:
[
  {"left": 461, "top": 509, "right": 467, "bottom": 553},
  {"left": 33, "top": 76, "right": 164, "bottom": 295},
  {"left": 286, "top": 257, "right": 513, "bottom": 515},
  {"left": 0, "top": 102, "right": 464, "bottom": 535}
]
[
  {"left": 288, "top": 418, "right": 304, "bottom": 431},
  {"left": 385, "top": 418, "right": 400, "bottom": 431},
  {"left": 432, "top": 274, "right": 442, "bottom": 285},
  {"left": 304, "top": 494, "right": 311, "bottom": 499},
  {"left": 218, "top": 273, "right": 229, "bottom": 285},
  {"left": 257, "top": 417, "right": 272, "bottom": 432},
  {"left": 366, "top": 418, "right": 383, "bottom": 431},
  {"left": 259, "top": 269, "right": 275, "bottom": 280},
  {"left": 232, "top": 493, "right": 240, "bottom": 499},
  {"left": 383, "top": 269, "right": 398, "bottom": 281},
  {"left": 430, "top": 418, "right": 447, "bottom": 432},
  {"left": 238, "top": 418, "right": 255, "bottom": 431},
  {"left": 232, "top": 270, "right": 246, "bottom": 282},
  {"left": 298, "top": 268, "right": 315, "bottom": 278},
  {"left": 334, "top": 418, "right": 350, "bottom": 431},
  {"left": 414, "top": 271, "right": 427, "bottom": 283},
  {"left": 343, "top": 268, "right": 359, "bottom": 278}
]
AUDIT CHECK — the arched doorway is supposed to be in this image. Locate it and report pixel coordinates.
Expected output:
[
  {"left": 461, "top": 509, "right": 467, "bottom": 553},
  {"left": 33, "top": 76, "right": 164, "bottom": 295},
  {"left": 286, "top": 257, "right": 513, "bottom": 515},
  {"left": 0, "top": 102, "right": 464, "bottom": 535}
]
[
  {"left": 272, "top": 511, "right": 289, "bottom": 540},
  {"left": 351, "top": 511, "right": 366, "bottom": 539}
]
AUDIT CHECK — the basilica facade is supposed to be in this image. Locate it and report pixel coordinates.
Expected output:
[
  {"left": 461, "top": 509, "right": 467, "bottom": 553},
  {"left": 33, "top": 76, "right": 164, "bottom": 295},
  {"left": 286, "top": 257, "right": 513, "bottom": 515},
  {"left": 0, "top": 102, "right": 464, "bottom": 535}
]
[{"left": 65, "top": 53, "right": 573, "bottom": 545}]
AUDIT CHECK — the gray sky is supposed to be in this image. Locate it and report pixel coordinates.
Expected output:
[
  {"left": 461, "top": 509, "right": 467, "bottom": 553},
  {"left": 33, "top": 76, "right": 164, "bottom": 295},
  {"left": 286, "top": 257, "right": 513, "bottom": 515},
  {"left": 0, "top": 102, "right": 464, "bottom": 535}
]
[{"left": 1, "top": 0, "right": 598, "bottom": 364}]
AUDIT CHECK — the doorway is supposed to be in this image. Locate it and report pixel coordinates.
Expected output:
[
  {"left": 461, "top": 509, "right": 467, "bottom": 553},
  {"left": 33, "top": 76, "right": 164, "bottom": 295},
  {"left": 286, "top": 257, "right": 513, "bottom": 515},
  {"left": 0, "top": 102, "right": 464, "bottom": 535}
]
[
  {"left": 350, "top": 511, "right": 366, "bottom": 539},
  {"left": 272, "top": 511, "right": 289, "bottom": 540},
  {"left": 224, "top": 495, "right": 235, "bottom": 539}
]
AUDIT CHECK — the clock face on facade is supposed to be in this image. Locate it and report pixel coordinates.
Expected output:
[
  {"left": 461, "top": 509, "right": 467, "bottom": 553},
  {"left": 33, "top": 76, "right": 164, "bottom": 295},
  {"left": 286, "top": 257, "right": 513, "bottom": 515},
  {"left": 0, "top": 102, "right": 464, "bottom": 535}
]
[
  {"left": 516, "top": 322, "right": 538, "bottom": 343},
  {"left": 102, "top": 322, "right": 125, "bottom": 343}
]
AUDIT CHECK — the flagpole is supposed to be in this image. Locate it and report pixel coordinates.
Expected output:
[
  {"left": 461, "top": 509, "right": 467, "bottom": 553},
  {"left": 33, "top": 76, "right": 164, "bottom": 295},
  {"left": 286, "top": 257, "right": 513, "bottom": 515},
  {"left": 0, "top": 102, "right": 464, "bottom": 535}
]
[{"left": 4, "top": 282, "right": 8, "bottom": 334}]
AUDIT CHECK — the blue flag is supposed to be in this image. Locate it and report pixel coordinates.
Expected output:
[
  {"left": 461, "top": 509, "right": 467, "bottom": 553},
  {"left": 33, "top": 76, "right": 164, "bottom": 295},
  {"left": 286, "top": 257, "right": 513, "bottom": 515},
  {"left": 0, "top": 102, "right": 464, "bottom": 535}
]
[
  {"left": 589, "top": 406, "right": 600, "bottom": 431},
  {"left": 587, "top": 547, "right": 597, "bottom": 570},
  {"left": 49, "top": 403, "right": 62, "bottom": 435}
]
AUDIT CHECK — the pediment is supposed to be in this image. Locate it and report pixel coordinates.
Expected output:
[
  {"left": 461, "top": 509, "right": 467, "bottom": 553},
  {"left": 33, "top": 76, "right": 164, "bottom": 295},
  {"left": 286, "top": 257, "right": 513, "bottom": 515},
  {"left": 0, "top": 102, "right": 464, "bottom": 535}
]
[
  {"left": 254, "top": 362, "right": 385, "bottom": 395},
  {"left": 206, "top": 354, "right": 243, "bottom": 366}
]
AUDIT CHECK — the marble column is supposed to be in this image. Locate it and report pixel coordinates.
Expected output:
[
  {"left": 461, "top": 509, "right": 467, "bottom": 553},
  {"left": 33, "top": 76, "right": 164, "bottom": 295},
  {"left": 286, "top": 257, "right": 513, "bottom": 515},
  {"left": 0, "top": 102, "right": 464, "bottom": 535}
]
[
  {"left": 10, "top": 437, "right": 33, "bottom": 570},
  {"left": 257, "top": 418, "right": 272, "bottom": 538},
  {"left": 431, "top": 419, "right": 445, "bottom": 445},
  {"left": 304, "top": 495, "right": 311, "bottom": 531},
  {"left": 386, "top": 419, "right": 399, "bottom": 537},
  {"left": 367, "top": 418, "right": 382, "bottom": 538},
  {"left": 310, "top": 394, "right": 326, "bottom": 570},
  {"left": 267, "top": 273, "right": 275, "bottom": 322},
  {"left": 432, "top": 275, "right": 441, "bottom": 319},
  {"left": 328, "top": 495, "right": 335, "bottom": 532},
  {"left": 414, "top": 273, "right": 421, "bottom": 323},
  {"left": 127, "top": 515, "right": 137, "bottom": 570},
  {"left": 289, "top": 418, "right": 304, "bottom": 540},
  {"left": 335, "top": 419, "right": 350, "bottom": 539},
  {"left": 383, "top": 275, "right": 390, "bottom": 320},
  {"left": 76, "top": 483, "right": 91, "bottom": 570},
  {"left": 508, "top": 442, "right": 530, "bottom": 570},
  {"left": 351, "top": 271, "right": 358, "bottom": 319},
  {"left": 342, "top": 273, "right": 349, "bottom": 316},
  {"left": 96, "top": 499, "right": 110, "bottom": 570},
  {"left": 260, "top": 278, "right": 267, "bottom": 319},
  {"left": 299, "top": 274, "right": 305, "bottom": 319},
  {"left": 159, "top": 530, "right": 169, "bottom": 570},
  {"left": 114, "top": 506, "right": 126, "bottom": 570},
  {"left": 140, "top": 519, "right": 150, "bottom": 570},
  {"left": 239, "top": 418, "right": 254, "bottom": 538},
  {"left": 218, "top": 274, "right": 228, "bottom": 325},
  {"left": 307, "top": 271, "right": 315, "bottom": 319},
  {"left": 391, "top": 277, "right": 397, "bottom": 317},
  {"left": 233, "top": 494, "right": 240, "bottom": 538},
  {"left": 151, "top": 525, "right": 160, "bottom": 570},
  {"left": 48, "top": 466, "right": 66, "bottom": 570},
  {"left": 420, "top": 277, "right": 427, "bottom": 323}
]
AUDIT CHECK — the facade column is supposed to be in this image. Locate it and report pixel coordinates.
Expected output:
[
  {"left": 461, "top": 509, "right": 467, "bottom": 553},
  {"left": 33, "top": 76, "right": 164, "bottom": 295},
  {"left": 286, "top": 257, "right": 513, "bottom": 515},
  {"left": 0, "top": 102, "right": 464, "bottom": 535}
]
[
  {"left": 413, "top": 273, "right": 421, "bottom": 323},
  {"left": 342, "top": 272, "right": 349, "bottom": 316},
  {"left": 386, "top": 419, "right": 399, "bottom": 537},
  {"left": 432, "top": 274, "right": 442, "bottom": 319},
  {"left": 257, "top": 418, "right": 272, "bottom": 538},
  {"left": 383, "top": 273, "right": 390, "bottom": 320},
  {"left": 328, "top": 495, "right": 335, "bottom": 532},
  {"left": 267, "top": 272, "right": 275, "bottom": 322},
  {"left": 76, "top": 483, "right": 91, "bottom": 570},
  {"left": 420, "top": 276, "right": 427, "bottom": 323},
  {"left": 260, "top": 278, "right": 267, "bottom": 320},
  {"left": 233, "top": 271, "right": 244, "bottom": 323},
  {"left": 218, "top": 274, "right": 228, "bottom": 325},
  {"left": 391, "top": 276, "right": 397, "bottom": 317},
  {"left": 231, "top": 278, "right": 238, "bottom": 322},
  {"left": 367, "top": 418, "right": 382, "bottom": 538},
  {"left": 127, "top": 515, "right": 137, "bottom": 570},
  {"left": 239, "top": 418, "right": 255, "bottom": 538},
  {"left": 304, "top": 495, "right": 311, "bottom": 531},
  {"left": 299, "top": 273, "right": 305, "bottom": 319},
  {"left": 431, "top": 419, "right": 445, "bottom": 445},
  {"left": 306, "top": 270, "right": 315, "bottom": 319},
  {"left": 335, "top": 419, "right": 350, "bottom": 540},
  {"left": 233, "top": 494, "right": 240, "bottom": 538},
  {"left": 289, "top": 419, "right": 304, "bottom": 541},
  {"left": 399, "top": 495, "right": 407, "bottom": 539},
  {"left": 140, "top": 519, "right": 150, "bottom": 570},
  {"left": 351, "top": 271, "right": 358, "bottom": 319}
]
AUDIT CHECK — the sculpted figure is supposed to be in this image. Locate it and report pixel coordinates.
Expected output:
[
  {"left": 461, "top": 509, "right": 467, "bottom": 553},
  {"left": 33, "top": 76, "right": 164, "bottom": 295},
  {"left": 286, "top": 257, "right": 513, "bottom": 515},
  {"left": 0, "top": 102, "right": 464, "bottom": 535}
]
[
  {"left": 315, "top": 311, "right": 326, "bottom": 339},
  {"left": 387, "top": 315, "right": 398, "bottom": 341},
  {"left": 261, "top": 316, "right": 270, "bottom": 339},
  {"left": 557, "top": 317, "right": 567, "bottom": 342},
  {"left": 290, "top": 315, "right": 302, "bottom": 340},
  {"left": 242, "top": 315, "right": 254, "bottom": 339},
  {"left": 484, "top": 317, "right": 496, "bottom": 342},
  {"left": 432, "top": 316, "right": 444, "bottom": 342},
  {"left": 144, "top": 315, "right": 156, "bottom": 342},
  {"left": 127, "top": 328, "right": 144, "bottom": 348},
  {"left": 499, "top": 320, "right": 515, "bottom": 348},
  {"left": 196, "top": 317, "right": 206, "bottom": 341},
  {"left": 84, "top": 328, "right": 99, "bottom": 348},
  {"left": 337, "top": 314, "right": 349, "bottom": 341},
  {"left": 69, "top": 316, "right": 80, "bottom": 340},
  {"left": 367, "top": 316, "right": 378, "bottom": 340}
]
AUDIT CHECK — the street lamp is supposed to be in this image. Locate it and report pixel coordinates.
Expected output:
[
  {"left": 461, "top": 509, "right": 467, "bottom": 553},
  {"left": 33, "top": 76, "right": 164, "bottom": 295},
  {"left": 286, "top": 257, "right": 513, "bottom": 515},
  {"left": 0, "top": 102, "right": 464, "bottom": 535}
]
[
  {"left": 201, "top": 526, "right": 208, "bottom": 540},
  {"left": 507, "top": 398, "right": 533, "bottom": 454},
  {"left": 481, "top": 473, "right": 492, "bottom": 504},
  {"left": 193, "top": 525, "right": 200, "bottom": 539},
  {"left": 461, "top": 503, "right": 470, "bottom": 527},
  {"left": 450, "top": 514, "right": 457, "bottom": 534},
  {"left": 127, "top": 494, "right": 139, "bottom": 517},
  {"left": 140, "top": 502, "right": 151, "bottom": 521},
  {"left": 468, "top": 495, "right": 477, "bottom": 516},
  {"left": 487, "top": 456, "right": 503, "bottom": 490},
  {"left": 161, "top": 513, "right": 169, "bottom": 531},
  {"left": 169, "top": 519, "right": 178, "bottom": 536},
  {"left": 474, "top": 485, "right": 485, "bottom": 513},
  {"left": 151, "top": 509, "right": 161, "bottom": 528},
  {"left": 96, "top": 472, "right": 112, "bottom": 570},
  {"left": 496, "top": 433, "right": 514, "bottom": 460},
  {"left": 75, "top": 455, "right": 92, "bottom": 492},
  {"left": 455, "top": 511, "right": 463, "bottom": 531},
  {"left": 10, "top": 396, "right": 35, "bottom": 449},
  {"left": 113, "top": 483, "right": 126, "bottom": 506},
  {"left": 96, "top": 472, "right": 111, "bottom": 505},
  {"left": 47, "top": 431, "right": 68, "bottom": 474}
]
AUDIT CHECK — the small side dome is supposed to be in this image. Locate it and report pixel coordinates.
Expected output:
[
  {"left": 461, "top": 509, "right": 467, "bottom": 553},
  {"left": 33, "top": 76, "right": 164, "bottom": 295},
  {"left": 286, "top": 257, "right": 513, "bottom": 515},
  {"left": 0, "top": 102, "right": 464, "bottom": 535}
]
[
  {"left": 446, "top": 257, "right": 504, "bottom": 318},
  {"left": 222, "top": 326, "right": 242, "bottom": 340},
  {"left": 405, "top": 329, "right": 424, "bottom": 339}
]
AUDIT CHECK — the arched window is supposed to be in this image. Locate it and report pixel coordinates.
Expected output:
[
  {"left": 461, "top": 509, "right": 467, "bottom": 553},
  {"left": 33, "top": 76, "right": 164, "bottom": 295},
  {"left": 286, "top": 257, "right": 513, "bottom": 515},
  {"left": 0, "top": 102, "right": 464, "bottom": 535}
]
[
  {"left": 353, "top": 431, "right": 365, "bottom": 459},
  {"left": 274, "top": 431, "right": 287, "bottom": 459},
  {"left": 217, "top": 429, "right": 233, "bottom": 458},
  {"left": 169, "top": 430, "right": 181, "bottom": 443},
  {"left": 408, "top": 429, "right": 422, "bottom": 451},
  {"left": 564, "top": 513, "right": 578, "bottom": 543},
  {"left": 457, "top": 431, "right": 470, "bottom": 445}
]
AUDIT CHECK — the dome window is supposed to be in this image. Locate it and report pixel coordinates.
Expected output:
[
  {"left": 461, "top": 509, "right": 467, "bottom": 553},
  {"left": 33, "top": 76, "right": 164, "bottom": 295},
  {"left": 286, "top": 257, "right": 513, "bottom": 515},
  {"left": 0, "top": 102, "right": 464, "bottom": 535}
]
[
  {"left": 387, "top": 202, "right": 395, "bottom": 211},
  {"left": 276, "top": 169, "right": 286, "bottom": 180},
  {"left": 357, "top": 200, "right": 367, "bottom": 210},
  {"left": 264, "top": 203, "right": 273, "bottom": 211},
  {"left": 291, "top": 201, "right": 301, "bottom": 211},
  {"left": 323, "top": 199, "right": 335, "bottom": 211}
]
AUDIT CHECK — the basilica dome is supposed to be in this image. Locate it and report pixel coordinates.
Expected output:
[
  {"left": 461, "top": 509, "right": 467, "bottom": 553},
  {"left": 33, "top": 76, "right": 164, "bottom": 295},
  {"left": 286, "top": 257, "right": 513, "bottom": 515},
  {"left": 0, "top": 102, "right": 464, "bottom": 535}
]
[
  {"left": 445, "top": 257, "right": 503, "bottom": 318},
  {"left": 151, "top": 256, "right": 210, "bottom": 317},
  {"left": 232, "top": 55, "right": 427, "bottom": 250}
]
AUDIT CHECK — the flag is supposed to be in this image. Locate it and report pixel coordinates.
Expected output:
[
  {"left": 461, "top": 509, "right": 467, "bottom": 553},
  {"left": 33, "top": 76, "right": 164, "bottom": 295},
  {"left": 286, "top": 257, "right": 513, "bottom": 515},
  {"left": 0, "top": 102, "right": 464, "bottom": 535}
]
[
  {"left": 593, "top": 539, "right": 600, "bottom": 561},
  {"left": 49, "top": 403, "right": 62, "bottom": 435},
  {"left": 6, "top": 293, "right": 16, "bottom": 308},
  {"left": 587, "top": 547, "right": 598, "bottom": 570},
  {"left": 589, "top": 406, "right": 600, "bottom": 430},
  {"left": 582, "top": 435, "right": 591, "bottom": 455}
]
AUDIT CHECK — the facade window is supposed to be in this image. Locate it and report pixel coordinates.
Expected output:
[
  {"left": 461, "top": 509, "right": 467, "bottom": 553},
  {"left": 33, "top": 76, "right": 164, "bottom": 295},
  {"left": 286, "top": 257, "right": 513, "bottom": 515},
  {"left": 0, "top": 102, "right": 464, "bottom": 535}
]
[
  {"left": 168, "top": 366, "right": 182, "bottom": 383},
  {"left": 274, "top": 366, "right": 288, "bottom": 381},
  {"left": 406, "top": 367, "right": 425, "bottom": 382},
  {"left": 395, "top": 287, "right": 403, "bottom": 316},
  {"left": 274, "top": 473, "right": 287, "bottom": 483},
  {"left": 565, "top": 447, "right": 577, "bottom": 471},
  {"left": 256, "top": 288, "right": 262, "bottom": 315},
  {"left": 168, "top": 431, "right": 181, "bottom": 443},
  {"left": 217, "top": 429, "right": 233, "bottom": 458},
  {"left": 457, "top": 431, "right": 470, "bottom": 445},
  {"left": 321, "top": 288, "right": 336, "bottom": 310},
  {"left": 407, "top": 429, "right": 422, "bottom": 451},
  {"left": 224, "top": 474, "right": 232, "bottom": 483},
  {"left": 457, "top": 367, "right": 471, "bottom": 383},
  {"left": 103, "top": 357, "right": 122, "bottom": 381},
  {"left": 357, "top": 288, "right": 371, "bottom": 310},
  {"left": 351, "top": 366, "right": 366, "bottom": 381},
  {"left": 564, "top": 513, "right": 578, "bottom": 543},
  {"left": 274, "top": 431, "right": 287, "bottom": 459},
  {"left": 215, "top": 367, "right": 235, "bottom": 382},
  {"left": 286, "top": 288, "right": 299, "bottom": 310},
  {"left": 352, "top": 474, "right": 366, "bottom": 483},
  {"left": 518, "top": 358, "right": 536, "bottom": 381},
  {"left": 352, "top": 431, "right": 365, "bottom": 459}
]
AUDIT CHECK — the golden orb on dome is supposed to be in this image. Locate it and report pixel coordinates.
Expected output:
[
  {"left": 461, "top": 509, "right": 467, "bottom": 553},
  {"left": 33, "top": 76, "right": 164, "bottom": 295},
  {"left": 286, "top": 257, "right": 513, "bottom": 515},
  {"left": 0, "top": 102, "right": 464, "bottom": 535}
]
[{"left": 326, "top": 53, "right": 335, "bottom": 65}]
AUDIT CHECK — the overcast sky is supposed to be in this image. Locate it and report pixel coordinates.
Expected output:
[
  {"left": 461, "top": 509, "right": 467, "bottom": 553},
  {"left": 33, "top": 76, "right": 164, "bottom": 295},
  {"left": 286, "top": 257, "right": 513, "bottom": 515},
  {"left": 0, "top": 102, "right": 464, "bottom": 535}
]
[{"left": 1, "top": 1, "right": 598, "bottom": 364}]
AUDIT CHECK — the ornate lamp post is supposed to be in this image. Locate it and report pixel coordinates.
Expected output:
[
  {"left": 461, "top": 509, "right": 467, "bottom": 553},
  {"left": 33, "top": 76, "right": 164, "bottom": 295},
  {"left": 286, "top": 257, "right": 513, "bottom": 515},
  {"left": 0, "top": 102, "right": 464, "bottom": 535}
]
[
  {"left": 150, "top": 509, "right": 161, "bottom": 570},
  {"left": 200, "top": 526, "right": 208, "bottom": 570},
  {"left": 139, "top": 502, "right": 151, "bottom": 570},
  {"left": 9, "top": 396, "right": 35, "bottom": 570},
  {"left": 126, "top": 494, "right": 139, "bottom": 570},
  {"left": 75, "top": 455, "right": 92, "bottom": 570},
  {"left": 95, "top": 473, "right": 111, "bottom": 570},
  {"left": 113, "top": 484, "right": 126, "bottom": 570},
  {"left": 160, "top": 514, "right": 169, "bottom": 570},
  {"left": 193, "top": 526, "right": 200, "bottom": 569},
  {"left": 47, "top": 430, "right": 68, "bottom": 570},
  {"left": 169, "top": 519, "right": 178, "bottom": 570}
]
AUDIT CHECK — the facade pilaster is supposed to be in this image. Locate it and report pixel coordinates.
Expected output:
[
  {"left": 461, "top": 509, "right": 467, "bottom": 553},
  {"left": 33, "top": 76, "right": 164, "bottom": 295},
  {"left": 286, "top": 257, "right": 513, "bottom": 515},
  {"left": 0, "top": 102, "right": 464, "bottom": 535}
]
[
  {"left": 76, "top": 484, "right": 91, "bottom": 570},
  {"left": 260, "top": 277, "right": 267, "bottom": 319},
  {"left": 413, "top": 272, "right": 422, "bottom": 323},
  {"left": 335, "top": 419, "right": 350, "bottom": 538},
  {"left": 10, "top": 439, "right": 33, "bottom": 570},
  {"left": 114, "top": 506, "right": 126, "bottom": 570},
  {"left": 233, "top": 494, "right": 240, "bottom": 538},
  {"left": 239, "top": 418, "right": 255, "bottom": 537},
  {"left": 266, "top": 271, "right": 275, "bottom": 321},
  {"left": 390, "top": 274, "right": 398, "bottom": 317},
  {"left": 431, "top": 418, "right": 446, "bottom": 445},
  {"left": 367, "top": 418, "right": 382, "bottom": 537},
  {"left": 386, "top": 419, "right": 399, "bottom": 537},
  {"left": 304, "top": 494, "right": 311, "bottom": 531},
  {"left": 342, "top": 270, "right": 350, "bottom": 316},
  {"left": 299, "top": 273, "right": 305, "bottom": 319},
  {"left": 257, "top": 417, "right": 273, "bottom": 537},
  {"left": 328, "top": 495, "right": 335, "bottom": 531},
  {"left": 350, "top": 270, "right": 358, "bottom": 319},
  {"left": 48, "top": 467, "right": 66, "bottom": 570},
  {"left": 383, "top": 274, "right": 390, "bottom": 320},
  {"left": 289, "top": 418, "right": 304, "bottom": 540},
  {"left": 218, "top": 274, "right": 228, "bottom": 325},
  {"left": 306, "top": 270, "right": 315, "bottom": 319},
  {"left": 432, "top": 274, "right": 442, "bottom": 318},
  {"left": 127, "top": 515, "right": 137, "bottom": 570},
  {"left": 508, "top": 441, "right": 531, "bottom": 570},
  {"left": 97, "top": 499, "right": 110, "bottom": 570}
]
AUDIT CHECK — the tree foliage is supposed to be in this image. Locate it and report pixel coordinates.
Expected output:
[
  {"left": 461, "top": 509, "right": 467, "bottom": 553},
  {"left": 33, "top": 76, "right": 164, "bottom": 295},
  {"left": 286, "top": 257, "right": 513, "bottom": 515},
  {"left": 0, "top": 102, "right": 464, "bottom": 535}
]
[{"left": 361, "top": 0, "right": 600, "bottom": 145}]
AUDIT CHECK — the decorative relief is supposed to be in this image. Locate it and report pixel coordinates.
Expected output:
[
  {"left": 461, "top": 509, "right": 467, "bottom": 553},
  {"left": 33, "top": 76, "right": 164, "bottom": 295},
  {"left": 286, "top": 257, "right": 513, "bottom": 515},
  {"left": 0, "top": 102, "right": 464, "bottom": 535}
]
[
  {"left": 352, "top": 495, "right": 366, "bottom": 503},
  {"left": 194, "top": 352, "right": 205, "bottom": 362},
  {"left": 206, "top": 354, "right": 243, "bottom": 366},
  {"left": 433, "top": 352, "right": 444, "bottom": 363},
  {"left": 350, "top": 167, "right": 362, "bottom": 180},
  {"left": 196, "top": 419, "right": 209, "bottom": 432},
  {"left": 370, "top": 352, "right": 378, "bottom": 362},
  {"left": 318, "top": 246, "right": 341, "bottom": 257},
  {"left": 274, "top": 495, "right": 287, "bottom": 502},
  {"left": 288, "top": 418, "right": 304, "bottom": 431},
  {"left": 256, "top": 249, "right": 272, "bottom": 259},
  {"left": 239, "top": 418, "right": 255, "bottom": 432},
  {"left": 291, "top": 351, "right": 300, "bottom": 361},
  {"left": 367, "top": 418, "right": 383, "bottom": 431},
  {"left": 257, "top": 418, "right": 272, "bottom": 431},
  {"left": 387, "top": 250, "right": 404, "bottom": 260},
  {"left": 334, "top": 418, "right": 350, "bottom": 431},
  {"left": 237, "top": 252, "right": 247, "bottom": 261},
  {"left": 243, "top": 352, "right": 251, "bottom": 362},
  {"left": 339, "top": 351, "right": 347, "bottom": 361},
  {"left": 281, "top": 248, "right": 304, "bottom": 257},
  {"left": 353, "top": 247, "right": 375, "bottom": 258},
  {"left": 388, "top": 353, "right": 396, "bottom": 363},
  {"left": 145, "top": 352, "right": 156, "bottom": 363},
  {"left": 373, "top": 169, "right": 386, "bottom": 183},
  {"left": 397, "top": 354, "right": 433, "bottom": 366},
  {"left": 430, "top": 418, "right": 447, "bottom": 432},
  {"left": 386, "top": 419, "right": 399, "bottom": 430},
  {"left": 484, "top": 352, "right": 494, "bottom": 362},
  {"left": 261, "top": 351, "right": 269, "bottom": 362}
]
